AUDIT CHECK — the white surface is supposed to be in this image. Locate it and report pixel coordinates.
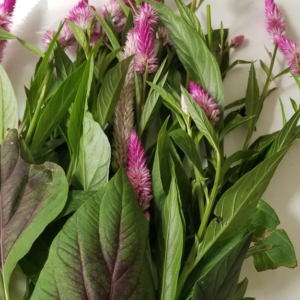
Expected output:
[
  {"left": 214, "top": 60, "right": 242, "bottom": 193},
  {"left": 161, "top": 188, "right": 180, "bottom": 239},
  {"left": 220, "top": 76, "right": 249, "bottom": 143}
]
[{"left": 4, "top": 0, "right": 300, "bottom": 299}]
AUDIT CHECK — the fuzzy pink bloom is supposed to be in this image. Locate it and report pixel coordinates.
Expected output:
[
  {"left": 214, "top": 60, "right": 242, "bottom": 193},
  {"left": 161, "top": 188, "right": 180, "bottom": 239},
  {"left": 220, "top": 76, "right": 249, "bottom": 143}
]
[
  {"left": 0, "top": 0, "right": 16, "bottom": 61},
  {"left": 231, "top": 35, "right": 244, "bottom": 48},
  {"left": 265, "top": 0, "right": 285, "bottom": 40},
  {"left": 189, "top": 81, "right": 220, "bottom": 125},
  {"left": 275, "top": 35, "right": 300, "bottom": 76},
  {"left": 126, "top": 130, "right": 152, "bottom": 215},
  {"left": 42, "top": 30, "right": 56, "bottom": 49},
  {"left": 102, "top": 0, "right": 126, "bottom": 32},
  {"left": 156, "top": 26, "right": 172, "bottom": 47},
  {"left": 134, "top": 3, "right": 158, "bottom": 74},
  {"left": 57, "top": 0, "right": 97, "bottom": 48}
]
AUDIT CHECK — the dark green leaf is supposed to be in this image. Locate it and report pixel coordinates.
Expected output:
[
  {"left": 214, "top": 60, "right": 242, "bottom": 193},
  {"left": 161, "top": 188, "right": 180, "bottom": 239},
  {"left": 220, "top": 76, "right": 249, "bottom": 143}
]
[
  {"left": 233, "top": 278, "right": 249, "bottom": 300},
  {"left": 157, "top": 179, "right": 183, "bottom": 300},
  {"left": 222, "top": 60, "right": 252, "bottom": 77},
  {"left": 117, "top": 0, "right": 130, "bottom": 17},
  {"left": 0, "top": 64, "right": 18, "bottom": 141},
  {"left": 260, "top": 59, "right": 269, "bottom": 75},
  {"left": 224, "top": 98, "right": 245, "bottom": 110},
  {"left": 290, "top": 98, "right": 298, "bottom": 112},
  {"left": 31, "top": 62, "right": 87, "bottom": 152},
  {"left": 97, "top": 56, "right": 132, "bottom": 127},
  {"left": 32, "top": 169, "right": 155, "bottom": 300},
  {"left": 248, "top": 200, "right": 297, "bottom": 271},
  {"left": 0, "top": 130, "right": 68, "bottom": 296},
  {"left": 98, "top": 47, "right": 123, "bottom": 80},
  {"left": 122, "top": 11, "right": 134, "bottom": 45},
  {"left": 192, "top": 235, "right": 252, "bottom": 300},
  {"left": 181, "top": 86, "right": 219, "bottom": 151},
  {"left": 148, "top": 0, "right": 223, "bottom": 107},
  {"left": 73, "top": 112, "right": 111, "bottom": 191},
  {"left": 279, "top": 97, "right": 286, "bottom": 126}
]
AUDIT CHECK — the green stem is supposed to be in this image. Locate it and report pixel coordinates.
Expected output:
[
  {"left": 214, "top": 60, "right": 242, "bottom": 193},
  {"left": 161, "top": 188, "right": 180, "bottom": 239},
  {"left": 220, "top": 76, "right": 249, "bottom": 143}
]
[
  {"left": 243, "top": 44, "right": 278, "bottom": 150},
  {"left": 67, "top": 156, "right": 75, "bottom": 184},
  {"left": 25, "top": 67, "right": 52, "bottom": 145},
  {"left": 206, "top": 5, "right": 212, "bottom": 52},
  {"left": 190, "top": 0, "right": 197, "bottom": 12}
]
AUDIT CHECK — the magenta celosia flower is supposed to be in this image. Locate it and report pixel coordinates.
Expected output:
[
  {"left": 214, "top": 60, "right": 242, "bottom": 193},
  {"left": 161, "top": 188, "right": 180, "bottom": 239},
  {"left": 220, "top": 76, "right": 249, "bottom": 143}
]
[
  {"left": 189, "top": 81, "right": 220, "bottom": 125},
  {"left": 102, "top": 0, "right": 126, "bottom": 32},
  {"left": 134, "top": 3, "right": 158, "bottom": 74},
  {"left": 42, "top": 30, "right": 56, "bottom": 49},
  {"left": 126, "top": 130, "right": 152, "bottom": 216},
  {"left": 265, "top": 0, "right": 285, "bottom": 40},
  {"left": 275, "top": 35, "right": 300, "bottom": 76},
  {"left": 231, "top": 35, "right": 244, "bottom": 49},
  {"left": 0, "top": 0, "right": 16, "bottom": 61}
]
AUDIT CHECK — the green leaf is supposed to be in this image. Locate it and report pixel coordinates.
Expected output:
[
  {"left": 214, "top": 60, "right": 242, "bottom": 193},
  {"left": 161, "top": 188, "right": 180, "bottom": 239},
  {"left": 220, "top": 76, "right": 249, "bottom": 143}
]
[
  {"left": 174, "top": 0, "right": 205, "bottom": 40},
  {"left": 245, "top": 63, "right": 260, "bottom": 134},
  {"left": 32, "top": 169, "right": 155, "bottom": 300},
  {"left": 86, "top": 3, "right": 121, "bottom": 53},
  {"left": 98, "top": 47, "right": 123, "bottom": 80},
  {"left": 224, "top": 98, "right": 245, "bottom": 110},
  {"left": 290, "top": 98, "right": 298, "bottom": 112},
  {"left": 192, "top": 235, "right": 252, "bottom": 300},
  {"left": 140, "top": 72, "right": 168, "bottom": 134},
  {"left": 181, "top": 86, "right": 219, "bottom": 151},
  {"left": 97, "top": 56, "right": 132, "bottom": 127},
  {"left": 267, "top": 109, "right": 300, "bottom": 158},
  {"left": 279, "top": 96, "right": 286, "bottom": 126},
  {"left": 220, "top": 116, "right": 256, "bottom": 140},
  {"left": 195, "top": 147, "right": 291, "bottom": 273},
  {"left": 260, "top": 59, "right": 269, "bottom": 75},
  {"left": 0, "top": 64, "right": 18, "bottom": 141},
  {"left": 0, "top": 130, "right": 68, "bottom": 297},
  {"left": 54, "top": 42, "right": 76, "bottom": 82},
  {"left": 30, "top": 62, "right": 87, "bottom": 152},
  {"left": 233, "top": 278, "right": 249, "bottom": 300},
  {"left": 122, "top": 11, "right": 134, "bottom": 45},
  {"left": 67, "top": 20, "right": 90, "bottom": 57},
  {"left": 73, "top": 112, "right": 111, "bottom": 191},
  {"left": 248, "top": 200, "right": 297, "bottom": 271},
  {"left": 68, "top": 57, "right": 94, "bottom": 163},
  {"left": 0, "top": 29, "right": 44, "bottom": 57},
  {"left": 157, "top": 179, "right": 183, "bottom": 300},
  {"left": 148, "top": 0, "right": 224, "bottom": 107},
  {"left": 169, "top": 129, "right": 203, "bottom": 176},
  {"left": 117, "top": 0, "right": 130, "bottom": 17}
]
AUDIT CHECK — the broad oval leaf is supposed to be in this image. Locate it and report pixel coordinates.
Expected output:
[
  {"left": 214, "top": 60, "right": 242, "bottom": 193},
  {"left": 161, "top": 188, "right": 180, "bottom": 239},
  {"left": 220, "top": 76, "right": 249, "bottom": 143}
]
[
  {"left": 97, "top": 56, "right": 132, "bottom": 128},
  {"left": 73, "top": 112, "right": 111, "bottom": 191},
  {"left": 0, "top": 130, "right": 68, "bottom": 297},
  {"left": 147, "top": 0, "right": 223, "bottom": 108},
  {"left": 248, "top": 199, "right": 297, "bottom": 271},
  {"left": 32, "top": 169, "right": 155, "bottom": 300},
  {"left": 0, "top": 64, "right": 18, "bottom": 142},
  {"left": 157, "top": 179, "right": 183, "bottom": 300}
]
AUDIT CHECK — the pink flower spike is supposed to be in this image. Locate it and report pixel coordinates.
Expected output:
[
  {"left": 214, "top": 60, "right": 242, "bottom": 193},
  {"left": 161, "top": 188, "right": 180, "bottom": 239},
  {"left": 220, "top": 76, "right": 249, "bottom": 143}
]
[
  {"left": 275, "top": 35, "right": 300, "bottom": 76},
  {"left": 134, "top": 3, "right": 158, "bottom": 74},
  {"left": 189, "top": 81, "right": 220, "bottom": 125},
  {"left": 102, "top": 0, "right": 126, "bottom": 32},
  {"left": 265, "top": 0, "right": 285, "bottom": 40},
  {"left": 126, "top": 130, "right": 153, "bottom": 215},
  {"left": 42, "top": 30, "right": 56, "bottom": 50},
  {"left": 231, "top": 35, "right": 244, "bottom": 49}
]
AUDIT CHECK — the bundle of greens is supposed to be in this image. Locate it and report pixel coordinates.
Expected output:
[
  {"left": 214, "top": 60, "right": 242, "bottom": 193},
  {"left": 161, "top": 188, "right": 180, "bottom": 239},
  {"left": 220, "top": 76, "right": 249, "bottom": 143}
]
[{"left": 0, "top": 0, "right": 299, "bottom": 299}]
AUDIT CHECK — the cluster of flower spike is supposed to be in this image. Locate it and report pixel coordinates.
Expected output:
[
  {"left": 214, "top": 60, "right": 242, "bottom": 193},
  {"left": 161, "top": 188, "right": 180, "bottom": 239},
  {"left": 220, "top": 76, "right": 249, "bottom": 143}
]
[
  {"left": 265, "top": 0, "right": 300, "bottom": 76},
  {"left": 0, "top": 0, "right": 16, "bottom": 61}
]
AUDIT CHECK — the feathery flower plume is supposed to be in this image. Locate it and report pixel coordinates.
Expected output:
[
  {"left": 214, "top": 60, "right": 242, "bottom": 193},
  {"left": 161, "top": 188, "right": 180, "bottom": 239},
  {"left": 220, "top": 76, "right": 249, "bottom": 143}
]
[
  {"left": 265, "top": 0, "right": 285, "bottom": 40},
  {"left": 112, "top": 29, "right": 138, "bottom": 171},
  {"left": 134, "top": 3, "right": 158, "bottom": 74},
  {"left": 231, "top": 35, "right": 244, "bottom": 49},
  {"left": 275, "top": 35, "right": 300, "bottom": 76},
  {"left": 189, "top": 81, "right": 220, "bottom": 125},
  {"left": 126, "top": 130, "right": 153, "bottom": 216},
  {"left": 102, "top": 0, "right": 126, "bottom": 32},
  {"left": 42, "top": 30, "right": 56, "bottom": 50},
  {"left": 0, "top": 0, "right": 16, "bottom": 61}
]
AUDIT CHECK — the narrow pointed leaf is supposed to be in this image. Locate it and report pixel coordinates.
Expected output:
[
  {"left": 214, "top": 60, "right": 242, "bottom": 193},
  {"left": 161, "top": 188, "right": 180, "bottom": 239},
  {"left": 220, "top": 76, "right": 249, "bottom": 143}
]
[
  {"left": 32, "top": 169, "right": 155, "bottom": 300},
  {"left": 157, "top": 179, "right": 183, "bottom": 300},
  {"left": 147, "top": 0, "right": 223, "bottom": 108},
  {"left": 0, "top": 64, "right": 18, "bottom": 142},
  {"left": 67, "top": 20, "right": 89, "bottom": 57},
  {"left": 30, "top": 62, "right": 87, "bottom": 152},
  {"left": 233, "top": 278, "right": 249, "bottom": 300},
  {"left": 0, "top": 130, "right": 68, "bottom": 296}
]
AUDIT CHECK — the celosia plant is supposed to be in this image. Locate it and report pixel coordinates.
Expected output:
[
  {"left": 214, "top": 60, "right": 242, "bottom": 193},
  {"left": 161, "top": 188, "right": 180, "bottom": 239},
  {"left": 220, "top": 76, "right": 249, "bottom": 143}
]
[{"left": 0, "top": 0, "right": 299, "bottom": 299}]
